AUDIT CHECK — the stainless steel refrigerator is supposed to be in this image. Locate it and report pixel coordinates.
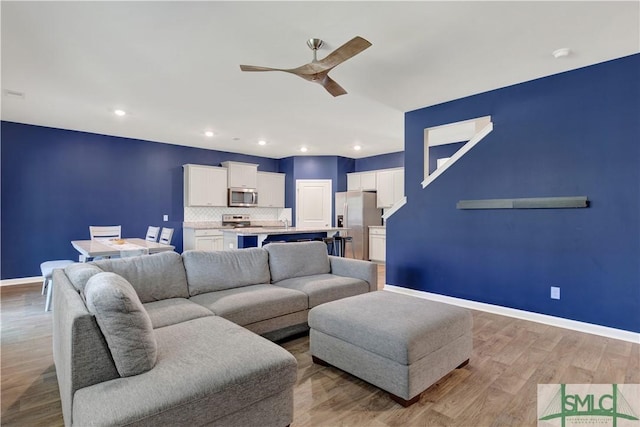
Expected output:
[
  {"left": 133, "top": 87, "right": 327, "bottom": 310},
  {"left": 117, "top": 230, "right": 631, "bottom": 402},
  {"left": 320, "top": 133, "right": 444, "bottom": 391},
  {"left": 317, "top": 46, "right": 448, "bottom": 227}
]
[{"left": 335, "top": 191, "right": 382, "bottom": 260}]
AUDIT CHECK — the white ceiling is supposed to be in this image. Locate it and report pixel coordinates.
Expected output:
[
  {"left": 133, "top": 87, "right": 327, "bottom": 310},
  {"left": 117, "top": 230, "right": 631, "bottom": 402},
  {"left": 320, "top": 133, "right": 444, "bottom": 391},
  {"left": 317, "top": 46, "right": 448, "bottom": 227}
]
[{"left": 2, "top": 1, "right": 638, "bottom": 159}]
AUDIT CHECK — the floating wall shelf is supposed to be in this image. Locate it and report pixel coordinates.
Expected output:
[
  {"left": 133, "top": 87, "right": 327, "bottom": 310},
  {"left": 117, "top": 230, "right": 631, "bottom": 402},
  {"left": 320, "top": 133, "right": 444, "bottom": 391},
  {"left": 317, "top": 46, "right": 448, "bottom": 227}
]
[{"left": 456, "top": 196, "right": 589, "bottom": 210}]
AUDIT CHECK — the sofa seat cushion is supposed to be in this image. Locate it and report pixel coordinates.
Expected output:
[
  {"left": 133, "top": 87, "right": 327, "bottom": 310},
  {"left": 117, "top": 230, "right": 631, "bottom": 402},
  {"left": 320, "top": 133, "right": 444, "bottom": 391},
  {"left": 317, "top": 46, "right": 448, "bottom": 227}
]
[
  {"left": 143, "top": 298, "right": 214, "bottom": 329},
  {"left": 84, "top": 272, "right": 158, "bottom": 377},
  {"left": 189, "top": 285, "right": 308, "bottom": 326},
  {"left": 274, "top": 274, "right": 370, "bottom": 308},
  {"left": 72, "top": 316, "right": 297, "bottom": 427},
  {"left": 265, "top": 241, "right": 330, "bottom": 282},
  {"left": 183, "top": 248, "right": 270, "bottom": 295},
  {"left": 92, "top": 251, "right": 189, "bottom": 303}
]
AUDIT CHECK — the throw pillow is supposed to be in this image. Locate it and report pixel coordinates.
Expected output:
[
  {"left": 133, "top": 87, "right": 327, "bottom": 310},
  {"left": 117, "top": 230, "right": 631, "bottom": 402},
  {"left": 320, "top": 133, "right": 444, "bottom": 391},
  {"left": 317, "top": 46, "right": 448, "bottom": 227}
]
[{"left": 84, "top": 272, "right": 158, "bottom": 377}]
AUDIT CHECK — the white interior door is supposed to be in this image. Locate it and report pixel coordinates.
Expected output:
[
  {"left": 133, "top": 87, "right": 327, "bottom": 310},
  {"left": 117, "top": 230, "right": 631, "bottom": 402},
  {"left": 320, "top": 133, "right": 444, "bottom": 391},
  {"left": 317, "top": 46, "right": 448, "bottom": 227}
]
[{"left": 296, "top": 180, "right": 332, "bottom": 228}]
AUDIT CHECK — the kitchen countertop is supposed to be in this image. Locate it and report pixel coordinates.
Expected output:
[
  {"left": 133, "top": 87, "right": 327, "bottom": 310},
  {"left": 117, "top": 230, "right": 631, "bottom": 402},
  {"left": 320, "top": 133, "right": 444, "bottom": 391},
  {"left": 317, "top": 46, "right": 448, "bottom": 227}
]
[
  {"left": 183, "top": 222, "right": 225, "bottom": 230},
  {"left": 369, "top": 225, "right": 386, "bottom": 229},
  {"left": 223, "top": 226, "right": 347, "bottom": 236},
  {"left": 183, "top": 222, "right": 347, "bottom": 236}
]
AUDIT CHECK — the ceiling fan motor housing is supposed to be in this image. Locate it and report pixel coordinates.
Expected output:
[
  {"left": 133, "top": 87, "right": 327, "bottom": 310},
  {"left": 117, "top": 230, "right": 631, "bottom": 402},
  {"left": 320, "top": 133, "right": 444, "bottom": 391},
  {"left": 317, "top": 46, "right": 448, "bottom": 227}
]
[{"left": 306, "top": 38, "right": 324, "bottom": 51}]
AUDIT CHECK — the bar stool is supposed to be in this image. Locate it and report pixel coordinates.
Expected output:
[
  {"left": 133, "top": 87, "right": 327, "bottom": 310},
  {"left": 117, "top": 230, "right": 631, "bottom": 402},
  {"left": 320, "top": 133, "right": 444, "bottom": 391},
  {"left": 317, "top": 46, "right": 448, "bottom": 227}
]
[
  {"left": 315, "top": 237, "right": 335, "bottom": 255},
  {"left": 333, "top": 236, "right": 355, "bottom": 258},
  {"left": 40, "top": 260, "right": 75, "bottom": 312}
]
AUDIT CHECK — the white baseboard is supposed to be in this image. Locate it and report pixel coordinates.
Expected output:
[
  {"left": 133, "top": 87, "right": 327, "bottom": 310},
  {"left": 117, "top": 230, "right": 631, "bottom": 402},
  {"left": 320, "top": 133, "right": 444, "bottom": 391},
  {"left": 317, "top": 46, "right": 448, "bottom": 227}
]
[
  {"left": 384, "top": 284, "right": 640, "bottom": 344},
  {"left": 0, "top": 276, "right": 43, "bottom": 287}
]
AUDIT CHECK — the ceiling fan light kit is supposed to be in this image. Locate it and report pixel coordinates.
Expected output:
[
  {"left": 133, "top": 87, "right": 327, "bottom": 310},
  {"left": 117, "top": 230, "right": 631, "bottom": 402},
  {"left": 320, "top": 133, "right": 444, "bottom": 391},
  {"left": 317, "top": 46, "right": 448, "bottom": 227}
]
[{"left": 240, "top": 36, "right": 372, "bottom": 97}]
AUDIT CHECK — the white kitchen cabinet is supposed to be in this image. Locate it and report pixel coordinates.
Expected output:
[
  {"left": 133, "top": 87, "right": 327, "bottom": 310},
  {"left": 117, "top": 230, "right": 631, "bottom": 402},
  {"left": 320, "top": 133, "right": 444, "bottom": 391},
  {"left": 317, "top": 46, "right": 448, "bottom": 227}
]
[
  {"left": 393, "top": 168, "right": 404, "bottom": 205},
  {"left": 183, "top": 228, "right": 224, "bottom": 251},
  {"left": 369, "top": 227, "right": 386, "bottom": 262},
  {"left": 221, "top": 161, "right": 258, "bottom": 188},
  {"left": 257, "top": 171, "right": 285, "bottom": 208},
  {"left": 376, "top": 168, "right": 404, "bottom": 208},
  {"left": 183, "top": 164, "right": 227, "bottom": 207},
  {"left": 347, "top": 171, "right": 377, "bottom": 191}
]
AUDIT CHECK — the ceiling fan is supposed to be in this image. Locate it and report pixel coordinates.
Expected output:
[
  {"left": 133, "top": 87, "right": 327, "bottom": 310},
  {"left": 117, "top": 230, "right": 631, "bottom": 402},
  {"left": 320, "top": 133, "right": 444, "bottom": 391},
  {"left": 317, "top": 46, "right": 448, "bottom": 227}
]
[{"left": 239, "top": 36, "right": 372, "bottom": 97}]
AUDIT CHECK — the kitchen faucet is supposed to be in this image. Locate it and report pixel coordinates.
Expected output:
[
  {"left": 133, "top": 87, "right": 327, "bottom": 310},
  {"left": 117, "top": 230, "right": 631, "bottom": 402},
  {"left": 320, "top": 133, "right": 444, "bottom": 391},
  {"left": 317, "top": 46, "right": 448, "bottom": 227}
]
[{"left": 281, "top": 218, "right": 289, "bottom": 229}]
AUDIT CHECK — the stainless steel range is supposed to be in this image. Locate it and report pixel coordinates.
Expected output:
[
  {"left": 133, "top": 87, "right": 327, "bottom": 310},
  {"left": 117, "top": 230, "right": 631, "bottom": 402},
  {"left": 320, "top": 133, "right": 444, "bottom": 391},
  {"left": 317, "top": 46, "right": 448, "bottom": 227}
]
[{"left": 222, "top": 214, "right": 254, "bottom": 228}]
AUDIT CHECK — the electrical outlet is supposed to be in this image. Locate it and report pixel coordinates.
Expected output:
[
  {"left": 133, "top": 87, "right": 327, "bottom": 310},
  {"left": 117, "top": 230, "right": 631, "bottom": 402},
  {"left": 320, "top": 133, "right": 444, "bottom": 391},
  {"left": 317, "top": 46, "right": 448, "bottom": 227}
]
[
  {"left": 550, "top": 286, "right": 560, "bottom": 300},
  {"left": 163, "top": 214, "right": 169, "bottom": 222}
]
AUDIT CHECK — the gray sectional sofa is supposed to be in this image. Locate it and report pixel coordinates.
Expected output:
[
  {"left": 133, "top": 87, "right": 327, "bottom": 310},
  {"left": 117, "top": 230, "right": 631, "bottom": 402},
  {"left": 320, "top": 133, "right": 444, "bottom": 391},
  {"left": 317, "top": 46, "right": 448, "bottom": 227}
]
[{"left": 52, "top": 241, "right": 377, "bottom": 427}]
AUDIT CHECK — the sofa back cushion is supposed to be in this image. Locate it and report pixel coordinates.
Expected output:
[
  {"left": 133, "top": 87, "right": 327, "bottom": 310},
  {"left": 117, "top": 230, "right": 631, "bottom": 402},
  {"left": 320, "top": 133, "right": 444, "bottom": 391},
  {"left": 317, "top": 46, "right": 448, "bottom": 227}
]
[
  {"left": 84, "top": 272, "right": 157, "bottom": 377},
  {"left": 183, "top": 248, "right": 271, "bottom": 296},
  {"left": 92, "top": 251, "right": 189, "bottom": 303},
  {"left": 265, "top": 241, "right": 331, "bottom": 282},
  {"left": 64, "top": 263, "right": 104, "bottom": 293}
]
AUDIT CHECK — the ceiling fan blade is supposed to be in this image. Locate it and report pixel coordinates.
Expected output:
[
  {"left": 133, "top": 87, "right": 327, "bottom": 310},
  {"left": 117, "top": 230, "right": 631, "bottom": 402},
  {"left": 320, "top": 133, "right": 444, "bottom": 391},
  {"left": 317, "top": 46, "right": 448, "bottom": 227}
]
[
  {"left": 321, "top": 76, "right": 347, "bottom": 97},
  {"left": 240, "top": 64, "right": 287, "bottom": 72},
  {"left": 239, "top": 36, "right": 370, "bottom": 97},
  {"left": 316, "top": 36, "right": 372, "bottom": 70}
]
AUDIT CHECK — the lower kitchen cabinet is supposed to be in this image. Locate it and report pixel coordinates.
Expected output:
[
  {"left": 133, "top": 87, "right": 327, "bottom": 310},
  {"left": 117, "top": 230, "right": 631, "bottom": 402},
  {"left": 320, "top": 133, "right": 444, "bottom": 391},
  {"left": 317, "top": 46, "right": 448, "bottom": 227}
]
[
  {"left": 183, "top": 229, "right": 224, "bottom": 251},
  {"left": 369, "top": 227, "right": 386, "bottom": 262}
]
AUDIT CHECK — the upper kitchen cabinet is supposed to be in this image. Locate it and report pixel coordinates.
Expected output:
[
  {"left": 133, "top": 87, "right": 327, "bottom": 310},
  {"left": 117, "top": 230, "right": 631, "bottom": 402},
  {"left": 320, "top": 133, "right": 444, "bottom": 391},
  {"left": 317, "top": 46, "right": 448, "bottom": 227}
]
[
  {"left": 257, "top": 171, "right": 285, "bottom": 208},
  {"left": 183, "top": 164, "right": 227, "bottom": 207},
  {"left": 347, "top": 171, "right": 377, "bottom": 191},
  {"left": 376, "top": 168, "right": 404, "bottom": 208},
  {"left": 221, "top": 161, "right": 258, "bottom": 188}
]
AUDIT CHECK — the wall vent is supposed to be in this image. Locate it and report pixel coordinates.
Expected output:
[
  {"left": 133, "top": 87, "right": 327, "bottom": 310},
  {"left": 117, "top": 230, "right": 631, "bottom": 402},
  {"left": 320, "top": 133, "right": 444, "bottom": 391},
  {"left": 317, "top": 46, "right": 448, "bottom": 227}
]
[{"left": 3, "top": 89, "right": 25, "bottom": 100}]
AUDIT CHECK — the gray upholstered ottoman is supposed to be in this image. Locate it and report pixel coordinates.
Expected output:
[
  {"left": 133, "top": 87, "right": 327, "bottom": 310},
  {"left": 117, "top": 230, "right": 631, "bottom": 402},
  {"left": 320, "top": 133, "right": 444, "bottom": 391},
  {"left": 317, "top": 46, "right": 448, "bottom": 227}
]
[{"left": 308, "top": 291, "right": 472, "bottom": 406}]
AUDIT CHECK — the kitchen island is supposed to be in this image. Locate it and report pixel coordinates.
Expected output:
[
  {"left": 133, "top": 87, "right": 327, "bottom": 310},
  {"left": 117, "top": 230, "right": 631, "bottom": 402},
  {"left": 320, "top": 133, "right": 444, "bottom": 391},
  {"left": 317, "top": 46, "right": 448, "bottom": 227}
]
[{"left": 222, "top": 227, "right": 347, "bottom": 250}]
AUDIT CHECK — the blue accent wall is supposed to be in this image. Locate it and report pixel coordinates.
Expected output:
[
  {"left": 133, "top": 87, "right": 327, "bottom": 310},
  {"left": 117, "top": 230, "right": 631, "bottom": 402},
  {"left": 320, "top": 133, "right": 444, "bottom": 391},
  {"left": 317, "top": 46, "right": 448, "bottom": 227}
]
[
  {"left": 355, "top": 151, "right": 404, "bottom": 171},
  {"left": 388, "top": 54, "right": 640, "bottom": 333},
  {"left": 0, "top": 122, "right": 279, "bottom": 279},
  {"left": 279, "top": 156, "right": 353, "bottom": 226},
  {"left": 279, "top": 156, "right": 295, "bottom": 217},
  {"left": 337, "top": 156, "right": 355, "bottom": 192}
]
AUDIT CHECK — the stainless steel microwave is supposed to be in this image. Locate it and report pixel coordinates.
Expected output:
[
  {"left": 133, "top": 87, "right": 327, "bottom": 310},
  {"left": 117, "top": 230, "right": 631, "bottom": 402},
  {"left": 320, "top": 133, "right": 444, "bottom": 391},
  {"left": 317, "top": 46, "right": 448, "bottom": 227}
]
[{"left": 228, "top": 188, "right": 258, "bottom": 207}]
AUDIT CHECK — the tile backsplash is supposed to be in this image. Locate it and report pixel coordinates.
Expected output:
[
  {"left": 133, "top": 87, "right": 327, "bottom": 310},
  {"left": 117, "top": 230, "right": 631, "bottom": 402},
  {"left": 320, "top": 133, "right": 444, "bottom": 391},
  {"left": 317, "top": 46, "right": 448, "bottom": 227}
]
[{"left": 185, "top": 207, "right": 285, "bottom": 222}]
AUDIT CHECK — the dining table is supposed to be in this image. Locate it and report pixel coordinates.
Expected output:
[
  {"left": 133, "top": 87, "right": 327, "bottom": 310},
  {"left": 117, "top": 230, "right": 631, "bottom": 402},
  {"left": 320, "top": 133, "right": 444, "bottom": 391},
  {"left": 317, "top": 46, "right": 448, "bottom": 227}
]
[{"left": 71, "top": 238, "right": 175, "bottom": 262}]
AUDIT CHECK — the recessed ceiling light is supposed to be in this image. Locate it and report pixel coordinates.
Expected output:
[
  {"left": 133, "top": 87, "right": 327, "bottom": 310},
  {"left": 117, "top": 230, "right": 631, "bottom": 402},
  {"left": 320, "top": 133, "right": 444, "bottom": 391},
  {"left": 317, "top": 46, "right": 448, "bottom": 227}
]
[
  {"left": 300, "top": 147, "right": 308, "bottom": 153},
  {"left": 114, "top": 109, "right": 126, "bottom": 116},
  {"left": 354, "top": 145, "right": 362, "bottom": 151},
  {"left": 552, "top": 48, "right": 571, "bottom": 59},
  {"left": 204, "top": 131, "right": 214, "bottom": 137},
  {"left": 258, "top": 140, "right": 267, "bottom": 146}
]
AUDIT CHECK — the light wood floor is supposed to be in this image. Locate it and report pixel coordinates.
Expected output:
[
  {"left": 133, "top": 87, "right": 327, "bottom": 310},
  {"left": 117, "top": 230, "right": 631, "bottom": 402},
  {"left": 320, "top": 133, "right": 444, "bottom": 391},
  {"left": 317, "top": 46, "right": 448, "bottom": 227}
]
[{"left": 2, "top": 267, "right": 638, "bottom": 426}]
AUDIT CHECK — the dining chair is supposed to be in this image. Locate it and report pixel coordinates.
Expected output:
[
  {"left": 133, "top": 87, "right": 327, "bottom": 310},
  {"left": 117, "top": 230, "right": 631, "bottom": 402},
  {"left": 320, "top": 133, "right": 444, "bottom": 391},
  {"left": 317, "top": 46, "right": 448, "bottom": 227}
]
[
  {"left": 41, "top": 259, "right": 74, "bottom": 311},
  {"left": 145, "top": 226, "right": 160, "bottom": 242},
  {"left": 89, "top": 225, "right": 122, "bottom": 240},
  {"left": 85, "top": 225, "right": 122, "bottom": 262},
  {"left": 159, "top": 227, "right": 174, "bottom": 245}
]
